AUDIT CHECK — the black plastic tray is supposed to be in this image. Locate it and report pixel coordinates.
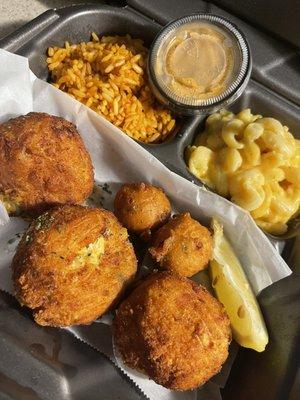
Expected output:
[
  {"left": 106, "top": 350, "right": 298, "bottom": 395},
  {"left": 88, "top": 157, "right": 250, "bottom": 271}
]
[{"left": 0, "top": 3, "right": 299, "bottom": 400}]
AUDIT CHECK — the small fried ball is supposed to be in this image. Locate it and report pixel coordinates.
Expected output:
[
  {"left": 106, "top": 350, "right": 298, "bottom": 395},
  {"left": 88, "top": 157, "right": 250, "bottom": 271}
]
[
  {"left": 149, "top": 212, "right": 212, "bottom": 277},
  {"left": 12, "top": 205, "right": 137, "bottom": 326},
  {"left": 0, "top": 112, "right": 94, "bottom": 216},
  {"left": 114, "top": 182, "right": 171, "bottom": 238},
  {"left": 113, "top": 272, "right": 231, "bottom": 391}
]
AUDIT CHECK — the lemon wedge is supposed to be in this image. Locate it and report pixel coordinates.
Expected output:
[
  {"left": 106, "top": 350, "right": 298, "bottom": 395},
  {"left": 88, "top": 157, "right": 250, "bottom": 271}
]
[{"left": 210, "top": 218, "right": 269, "bottom": 352}]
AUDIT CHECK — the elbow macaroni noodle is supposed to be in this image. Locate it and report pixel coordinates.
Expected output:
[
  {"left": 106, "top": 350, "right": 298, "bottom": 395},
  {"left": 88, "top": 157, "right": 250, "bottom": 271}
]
[{"left": 186, "top": 109, "right": 300, "bottom": 235}]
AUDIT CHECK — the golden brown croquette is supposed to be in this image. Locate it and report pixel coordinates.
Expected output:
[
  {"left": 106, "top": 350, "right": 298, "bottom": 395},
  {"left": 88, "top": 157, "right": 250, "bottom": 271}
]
[
  {"left": 114, "top": 182, "right": 171, "bottom": 238},
  {"left": 12, "top": 205, "right": 137, "bottom": 326},
  {"left": 0, "top": 112, "right": 94, "bottom": 216},
  {"left": 113, "top": 272, "right": 231, "bottom": 390},
  {"left": 149, "top": 213, "right": 213, "bottom": 277}
]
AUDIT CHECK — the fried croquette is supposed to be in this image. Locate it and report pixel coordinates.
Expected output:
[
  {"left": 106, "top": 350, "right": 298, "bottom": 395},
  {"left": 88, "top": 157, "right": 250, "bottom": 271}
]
[
  {"left": 113, "top": 272, "right": 231, "bottom": 391},
  {"left": 12, "top": 205, "right": 137, "bottom": 326},
  {"left": 114, "top": 182, "right": 171, "bottom": 238},
  {"left": 0, "top": 112, "right": 93, "bottom": 216},
  {"left": 149, "top": 213, "right": 213, "bottom": 277}
]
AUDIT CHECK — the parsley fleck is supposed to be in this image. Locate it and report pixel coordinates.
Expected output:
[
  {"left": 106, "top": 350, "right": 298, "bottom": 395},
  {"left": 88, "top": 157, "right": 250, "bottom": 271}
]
[
  {"left": 35, "top": 213, "right": 54, "bottom": 231},
  {"left": 101, "top": 183, "right": 112, "bottom": 195}
]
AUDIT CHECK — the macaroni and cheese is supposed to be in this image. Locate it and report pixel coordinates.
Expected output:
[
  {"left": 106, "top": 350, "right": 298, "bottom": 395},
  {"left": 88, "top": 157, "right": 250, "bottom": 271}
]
[{"left": 186, "top": 109, "right": 300, "bottom": 235}]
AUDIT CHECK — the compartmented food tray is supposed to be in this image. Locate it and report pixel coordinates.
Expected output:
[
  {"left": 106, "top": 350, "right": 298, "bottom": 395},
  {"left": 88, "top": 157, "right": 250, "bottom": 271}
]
[{"left": 0, "top": 2, "right": 299, "bottom": 400}]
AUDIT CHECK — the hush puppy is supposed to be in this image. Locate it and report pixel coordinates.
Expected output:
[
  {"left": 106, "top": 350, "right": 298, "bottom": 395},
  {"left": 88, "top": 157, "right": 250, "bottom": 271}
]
[
  {"left": 12, "top": 205, "right": 137, "bottom": 326},
  {"left": 149, "top": 213, "right": 212, "bottom": 277},
  {"left": 0, "top": 112, "right": 93, "bottom": 216},
  {"left": 113, "top": 272, "right": 231, "bottom": 391},
  {"left": 114, "top": 182, "right": 171, "bottom": 238}
]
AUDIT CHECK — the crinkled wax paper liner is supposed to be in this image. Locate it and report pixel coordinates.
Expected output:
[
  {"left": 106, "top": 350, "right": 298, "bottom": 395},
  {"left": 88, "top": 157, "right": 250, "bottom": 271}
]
[
  {"left": 0, "top": 48, "right": 293, "bottom": 400},
  {"left": 0, "top": 49, "right": 291, "bottom": 295}
]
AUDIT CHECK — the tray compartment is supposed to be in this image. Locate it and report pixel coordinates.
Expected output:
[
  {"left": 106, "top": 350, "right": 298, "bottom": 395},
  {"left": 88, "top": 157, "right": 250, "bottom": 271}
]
[
  {"left": 14, "top": 5, "right": 161, "bottom": 80},
  {"left": 142, "top": 78, "right": 300, "bottom": 213},
  {"left": 169, "top": 79, "right": 300, "bottom": 185},
  {"left": 5, "top": 4, "right": 196, "bottom": 147},
  {"left": 128, "top": 0, "right": 300, "bottom": 106}
]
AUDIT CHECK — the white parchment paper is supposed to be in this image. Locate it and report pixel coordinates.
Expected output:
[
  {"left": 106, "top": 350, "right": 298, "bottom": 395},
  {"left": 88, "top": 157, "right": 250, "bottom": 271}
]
[{"left": 0, "top": 49, "right": 292, "bottom": 400}]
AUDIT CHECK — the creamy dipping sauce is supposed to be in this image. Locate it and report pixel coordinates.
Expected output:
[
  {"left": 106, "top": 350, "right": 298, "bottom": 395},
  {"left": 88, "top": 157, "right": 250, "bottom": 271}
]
[{"left": 156, "top": 22, "right": 235, "bottom": 101}]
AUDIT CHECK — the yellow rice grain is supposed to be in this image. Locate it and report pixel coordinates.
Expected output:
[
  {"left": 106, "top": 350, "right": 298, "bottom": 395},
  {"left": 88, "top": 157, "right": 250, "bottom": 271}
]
[
  {"left": 132, "top": 63, "right": 143, "bottom": 74},
  {"left": 46, "top": 33, "right": 176, "bottom": 143},
  {"left": 48, "top": 47, "right": 54, "bottom": 57}
]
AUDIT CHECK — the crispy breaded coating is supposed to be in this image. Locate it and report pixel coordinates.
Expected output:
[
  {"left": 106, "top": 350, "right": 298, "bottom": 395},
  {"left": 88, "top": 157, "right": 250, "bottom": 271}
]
[
  {"left": 0, "top": 112, "right": 93, "bottom": 216},
  {"left": 114, "top": 182, "right": 171, "bottom": 238},
  {"left": 149, "top": 213, "right": 213, "bottom": 277},
  {"left": 113, "top": 272, "right": 231, "bottom": 391},
  {"left": 12, "top": 205, "right": 137, "bottom": 326}
]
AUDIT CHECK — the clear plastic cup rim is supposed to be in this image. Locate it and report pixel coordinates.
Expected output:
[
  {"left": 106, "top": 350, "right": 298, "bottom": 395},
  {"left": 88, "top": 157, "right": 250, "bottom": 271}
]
[{"left": 148, "top": 14, "right": 252, "bottom": 113}]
